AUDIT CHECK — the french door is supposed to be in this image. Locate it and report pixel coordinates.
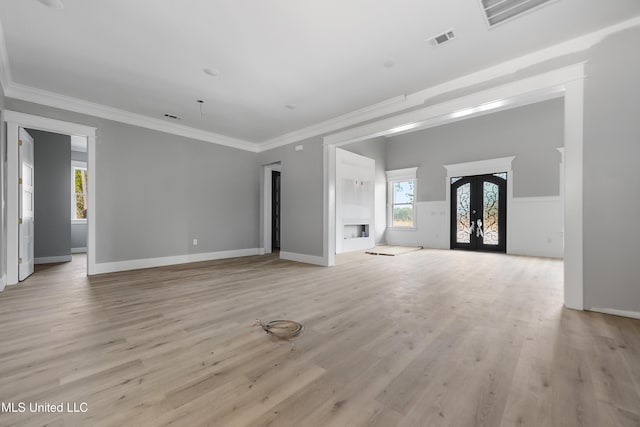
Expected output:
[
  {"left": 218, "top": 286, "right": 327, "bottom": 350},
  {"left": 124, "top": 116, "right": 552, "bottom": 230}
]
[{"left": 450, "top": 173, "right": 507, "bottom": 252}]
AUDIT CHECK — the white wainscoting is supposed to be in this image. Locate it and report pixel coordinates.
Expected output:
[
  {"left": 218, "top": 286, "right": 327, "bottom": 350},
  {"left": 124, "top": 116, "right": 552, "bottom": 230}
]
[
  {"left": 386, "top": 197, "right": 563, "bottom": 258},
  {"left": 509, "top": 196, "right": 563, "bottom": 258},
  {"left": 386, "top": 201, "right": 448, "bottom": 249}
]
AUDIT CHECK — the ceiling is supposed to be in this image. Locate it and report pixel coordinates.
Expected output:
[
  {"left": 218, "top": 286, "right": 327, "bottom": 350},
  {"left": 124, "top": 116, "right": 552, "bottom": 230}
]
[{"left": 1, "top": 0, "right": 639, "bottom": 147}]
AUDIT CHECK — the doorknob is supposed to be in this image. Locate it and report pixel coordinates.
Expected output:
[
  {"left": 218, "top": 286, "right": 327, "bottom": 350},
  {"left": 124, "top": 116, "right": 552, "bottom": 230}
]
[{"left": 476, "top": 219, "right": 484, "bottom": 238}]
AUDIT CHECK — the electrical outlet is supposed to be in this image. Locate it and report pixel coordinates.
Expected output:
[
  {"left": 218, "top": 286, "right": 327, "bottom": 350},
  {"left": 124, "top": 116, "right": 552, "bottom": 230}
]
[{"left": 192, "top": 239, "right": 198, "bottom": 246}]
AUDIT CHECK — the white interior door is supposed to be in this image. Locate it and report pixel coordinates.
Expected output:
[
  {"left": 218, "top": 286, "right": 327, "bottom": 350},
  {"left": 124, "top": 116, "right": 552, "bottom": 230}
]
[{"left": 18, "top": 128, "right": 35, "bottom": 281}]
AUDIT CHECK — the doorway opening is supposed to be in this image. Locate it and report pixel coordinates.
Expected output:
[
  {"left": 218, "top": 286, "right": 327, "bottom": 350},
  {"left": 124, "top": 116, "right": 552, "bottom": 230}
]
[
  {"left": 322, "top": 65, "right": 585, "bottom": 309},
  {"left": 271, "top": 170, "right": 281, "bottom": 251},
  {"left": 4, "top": 111, "right": 97, "bottom": 288},
  {"left": 16, "top": 128, "right": 89, "bottom": 281},
  {"left": 450, "top": 173, "right": 507, "bottom": 252},
  {"left": 261, "top": 162, "right": 281, "bottom": 255}
]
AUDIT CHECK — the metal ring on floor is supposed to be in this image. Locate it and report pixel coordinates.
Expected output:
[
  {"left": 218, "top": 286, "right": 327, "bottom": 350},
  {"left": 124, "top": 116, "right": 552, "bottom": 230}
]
[{"left": 257, "top": 319, "right": 304, "bottom": 340}]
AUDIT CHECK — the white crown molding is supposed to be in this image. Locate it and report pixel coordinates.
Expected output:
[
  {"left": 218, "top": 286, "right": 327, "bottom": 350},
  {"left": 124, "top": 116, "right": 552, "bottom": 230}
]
[
  {"left": 257, "top": 95, "right": 409, "bottom": 152},
  {"left": 323, "top": 63, "right": 582, "bottom": 147},
  {"left": 4, "top": 110, "right": 96, "bottom": 136},
  {"left": 386, "top": 167, "right": 418, "bottom": 181},
  {"left": 4, "top": 82, "right": 259, "bottom": 152},
  {"left": 1, "top": 15, "right": 638, "bottom": 153},
  {"left": 256, "top": 15, "right": 640, "bottom": 152}
]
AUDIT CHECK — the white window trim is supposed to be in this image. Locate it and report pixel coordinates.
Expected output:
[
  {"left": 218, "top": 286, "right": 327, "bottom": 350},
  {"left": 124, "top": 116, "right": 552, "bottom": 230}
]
[
  {"left": 386, "top": 167, "right": 418, "bottom": 230},
  {"left": 71, "top": 160, "right": 88, "bottom": 223}
]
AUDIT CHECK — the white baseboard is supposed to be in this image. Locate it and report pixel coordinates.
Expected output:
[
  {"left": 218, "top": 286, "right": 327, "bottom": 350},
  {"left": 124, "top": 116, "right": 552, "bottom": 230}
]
[
  {"left": 35, "top": 255, "right": 73, "bottom": 264},
  {"left": 93, "top": 248, "right": 260, "bottom": 274},
  {"left": 588, "top": 308, "right": 640, "bottom": 320},
  {"left": 279, "top": 251, "right": 327, "bottom": 266},
  {"left": 0, "top": 273, "right": 6, "bottom": 292},
  {"left": 71, "top": 247, "right": 87, "bottom": 254}
]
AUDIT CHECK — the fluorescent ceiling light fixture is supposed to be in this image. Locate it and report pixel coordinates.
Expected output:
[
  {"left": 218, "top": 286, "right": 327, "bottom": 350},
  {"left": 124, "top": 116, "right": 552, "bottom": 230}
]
[
  {"left": 476, "top": 99, "right": 508, "bottom": 112},
  {"left": 450, "top": 108, "right": 476, "bottom": 119},
  {"left": 38, "top": 0, "right": 64, "bottom": 9},
  {"left": 450, "top": 99, "right": 509, "bottom": 119},
  {"left": 387, "top": 123, "right": 420, "bottom": 135}
]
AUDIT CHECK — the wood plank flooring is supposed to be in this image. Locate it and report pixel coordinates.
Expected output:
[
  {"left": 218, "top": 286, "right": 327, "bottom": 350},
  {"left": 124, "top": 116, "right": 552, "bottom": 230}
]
[{"left": 0, "top": 250, "right": 639, "bottom": 426}]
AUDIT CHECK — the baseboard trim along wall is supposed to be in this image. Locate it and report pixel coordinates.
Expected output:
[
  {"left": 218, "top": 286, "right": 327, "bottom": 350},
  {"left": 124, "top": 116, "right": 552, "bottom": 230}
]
[
  {"left": 93, "top": 248, "right": 261, "bottom": 274},
  {"left": 0, "top": 274, "right": 6, "bottom": 292},
  {"left": 71, "top": 247, "right": 87, "bottom": 254},
  {"left": 589, "top": 308, "right": 640, "bottom": 320},
  {"left": 34, "top": 255, "right": 73, "bottom": 264},
  {"left": 279, "top": 251, "right": 327, "bottom": 266}
]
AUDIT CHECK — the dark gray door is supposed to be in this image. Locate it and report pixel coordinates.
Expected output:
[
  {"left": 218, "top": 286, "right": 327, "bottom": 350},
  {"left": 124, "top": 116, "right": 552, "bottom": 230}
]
[
  {"left": 272, "top": 171, "right": 281, "bottom": 250},
  {"left": 450, "top": 173, "right": 507, "bottom": 252}
]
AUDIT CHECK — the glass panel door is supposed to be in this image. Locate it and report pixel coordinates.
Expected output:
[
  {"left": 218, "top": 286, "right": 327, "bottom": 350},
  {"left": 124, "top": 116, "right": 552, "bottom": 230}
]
[{"left": 450, "top": 173, "right": 507, "bottom": 252}]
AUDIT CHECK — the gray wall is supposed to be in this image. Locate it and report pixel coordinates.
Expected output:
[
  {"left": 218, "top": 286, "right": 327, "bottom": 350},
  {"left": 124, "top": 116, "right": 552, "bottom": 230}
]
[
  {"left": 71, "top": 150, "right": 87, "bottom": 162},
  {"left": 386, "top": 98, "right": 565, "bottom": 201},
  {"left": 583, "top": 28, "right": 640, "bottom": 312},
  {"left": 71, "top": 223, "right": 87, "bottom": 250},
  {"left": 258, "top": 137, "right": 325, "bottom": 257},
  {"left": 29, "top": 129, "right": 71, "bottom": 259},
  {"left": 1, "top": 27, "right": 639, "bottom": 316},
  {"left": 6, "top": 99, "right": 260, "bottom": 264},
  {"left": 342, "top": 137, "right": 387, "bottom": 244}
]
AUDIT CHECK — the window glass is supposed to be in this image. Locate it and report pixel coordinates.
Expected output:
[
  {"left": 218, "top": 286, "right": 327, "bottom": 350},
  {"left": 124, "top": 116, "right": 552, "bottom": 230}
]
[{"left": 392, "top": 180, "right": 415, "bottom": 227}]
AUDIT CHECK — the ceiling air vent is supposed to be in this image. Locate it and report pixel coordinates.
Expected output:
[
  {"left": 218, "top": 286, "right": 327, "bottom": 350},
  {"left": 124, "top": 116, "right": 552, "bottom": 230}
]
[
  {"left": 480, "top": 0, "right": 556, "bottom": 27},
  {"left": 163, "top": 113, "right": 182, "bottom": 120},
  {"left": 428, "top": 29, "right": 456, "bottom": 47}
]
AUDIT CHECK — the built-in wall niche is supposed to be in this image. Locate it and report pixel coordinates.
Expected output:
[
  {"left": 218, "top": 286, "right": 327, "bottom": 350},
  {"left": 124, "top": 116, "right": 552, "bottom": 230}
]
[
  {"left": 343, "top": 224, "right": 369, "bottom": 239},
  {"left": 335, "top": 148, "right": 375, "bottom": 254}
]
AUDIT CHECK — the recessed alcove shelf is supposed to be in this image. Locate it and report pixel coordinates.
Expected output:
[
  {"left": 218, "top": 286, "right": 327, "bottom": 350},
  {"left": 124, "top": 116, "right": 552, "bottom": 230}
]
[{"left": 336, "top": 149, "right": 375, "bottom": 253}]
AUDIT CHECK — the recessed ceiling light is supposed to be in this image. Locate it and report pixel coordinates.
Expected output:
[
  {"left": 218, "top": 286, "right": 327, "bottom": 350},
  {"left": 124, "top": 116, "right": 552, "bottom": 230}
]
[
  {"left": 203, "top": 68, "right": 220, "bottom": 77},
  {"left": 37, "top": 0, "right": 64, "bottom": 9},
  {"left": 285, "top": 104, "right": 296, "bottom": 110}
]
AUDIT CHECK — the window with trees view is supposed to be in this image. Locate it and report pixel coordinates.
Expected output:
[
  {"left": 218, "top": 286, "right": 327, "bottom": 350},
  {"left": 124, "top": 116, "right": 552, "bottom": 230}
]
[
  {"left": 391, "top": 180, "right": 415, "bottom": 227},
  {"left": 386, "top": 167, "right": 418, "bottom": 229},
  {"left": 72, "top": 163, "right": 88, "bottom": 221}
]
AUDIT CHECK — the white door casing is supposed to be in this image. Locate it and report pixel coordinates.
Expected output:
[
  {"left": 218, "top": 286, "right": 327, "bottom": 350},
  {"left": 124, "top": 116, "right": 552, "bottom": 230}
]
[
  {"left": 18, "top": 128, "right": 35, "bottom": 281},
  {"left": 4, "top": 111, "right": 97, "bottom": 285}
]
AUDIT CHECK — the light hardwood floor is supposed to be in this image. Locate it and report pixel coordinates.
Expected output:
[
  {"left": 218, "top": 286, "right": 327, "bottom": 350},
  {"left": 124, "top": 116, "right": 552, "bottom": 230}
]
[{"left": 0, "top": 250, "right": 639, "bottom": 427}]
